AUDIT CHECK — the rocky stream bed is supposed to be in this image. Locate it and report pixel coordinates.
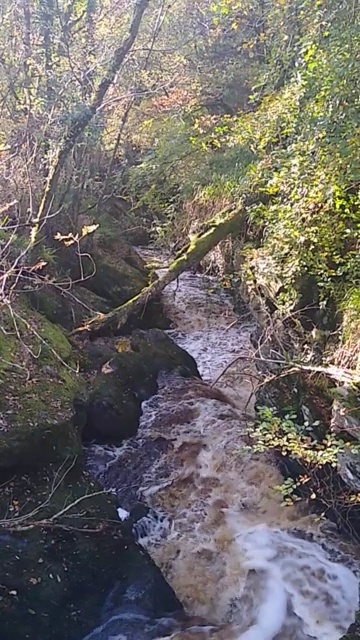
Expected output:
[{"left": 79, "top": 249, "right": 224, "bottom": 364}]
[{"left": 0, "top": 244, "right": 359, "bottom": 640}]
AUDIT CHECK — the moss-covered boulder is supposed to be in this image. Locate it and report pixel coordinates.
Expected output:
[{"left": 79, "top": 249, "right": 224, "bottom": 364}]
[
  {"left": 0, "top": 466, "right": 182, "bottom": 640},
  {"left": 84, "top": 329, "right": 199, "bottom": 443},
  {"left": 82, "top": 256, "right": 148, "bottom": 306},
  {"left": 54, "top": 222, "right": 151, "bottom": 308},
  {"left": 26, "top": 285, "right": 112, "bottom": 331},
  {"left": 56, "top": 245, "right": 149, "bottom": 307},
  {"left": 92, "top": 214, "right": 149, "bottom": 273},
  {"left": 85, "top": 372, "right": 141, "bottom": 443},
  {"left": 0, "top": 300, "right": 85, "bottom": 471}
]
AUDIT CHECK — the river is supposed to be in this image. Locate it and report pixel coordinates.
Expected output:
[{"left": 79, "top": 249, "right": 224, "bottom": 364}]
[{"left": 84, "top": 250, "right": 360, "bottom": 640}]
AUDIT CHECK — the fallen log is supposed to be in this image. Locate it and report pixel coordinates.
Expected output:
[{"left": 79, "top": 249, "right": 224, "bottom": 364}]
[{"left": 71, "top": 199, "right": 251, "bottom": 337}]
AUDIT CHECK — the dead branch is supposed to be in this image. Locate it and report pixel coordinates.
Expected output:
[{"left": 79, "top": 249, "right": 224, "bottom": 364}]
[
  {"left": 1, "top": 489, "right": 109, "bottom": 532},
  {"left": 211, "top": 353, "right": 360, "bottom": 389},
  {"left": 0, "top": 454, "right": 110, "bottom": 533}
]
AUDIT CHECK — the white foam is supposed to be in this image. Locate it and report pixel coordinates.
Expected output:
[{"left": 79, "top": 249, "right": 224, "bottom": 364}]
[
  {"left": 237, "top": 566, "right": 286, "bottom": 640},
  {"left": 235, "top": 524, "right": 359, "bottom": 640},
  {"left": 133, "top": 510, "right": 171, "bottom": 545},
  {"left": 117, "top": 507, "right": 130, "bottom": 521}
]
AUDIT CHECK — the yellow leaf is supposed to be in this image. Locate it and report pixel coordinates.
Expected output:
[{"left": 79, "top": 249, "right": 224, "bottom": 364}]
[{"left": 81, "top": 224, "right": 99, "bottom": 238}]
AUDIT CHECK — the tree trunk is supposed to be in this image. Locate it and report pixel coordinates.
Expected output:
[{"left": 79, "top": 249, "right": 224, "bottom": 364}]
[
  {"left": 30, "top": 0, "right": 151, "bottom": 245},
  {"left": 71, "top": 201, "right": 252, "bottom": 337}
]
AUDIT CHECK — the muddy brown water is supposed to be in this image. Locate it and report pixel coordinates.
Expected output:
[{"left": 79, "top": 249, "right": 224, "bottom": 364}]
[{"left": 85, "top": 250, "right": 360, "bottom": 640}]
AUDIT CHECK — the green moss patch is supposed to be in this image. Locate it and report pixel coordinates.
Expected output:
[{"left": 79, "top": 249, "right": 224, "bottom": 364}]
[{"left": 0, "top": 300, "right": 85, "bottom": 471}]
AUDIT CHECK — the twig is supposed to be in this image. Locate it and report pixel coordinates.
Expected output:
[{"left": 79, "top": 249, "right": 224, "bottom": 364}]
[{"left": 48, "top": 490, "right": 109, "bottom": 522}]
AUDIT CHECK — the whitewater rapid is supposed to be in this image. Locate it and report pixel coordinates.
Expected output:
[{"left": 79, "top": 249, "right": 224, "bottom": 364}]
[{"left": 85, "top": 251, "right": 359, "bottom": 640}]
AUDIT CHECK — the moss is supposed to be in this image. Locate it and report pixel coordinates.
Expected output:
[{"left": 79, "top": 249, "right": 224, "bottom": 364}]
[
  {"left": 0, "top": 326, "right": 17, "bottom": 377},
  {"left": 38, "top": 318, "right": 73, "bottom": 362},
  {"left": 0, "top": 300, "right": 85, "bottom": 472},
  {"left": 26, "top": 285, "right": 112, "bottom": 331}
]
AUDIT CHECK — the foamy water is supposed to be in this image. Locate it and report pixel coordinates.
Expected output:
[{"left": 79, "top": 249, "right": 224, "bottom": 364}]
[{"left": 85, "top": 251, "right": 359, "bottom": 639}]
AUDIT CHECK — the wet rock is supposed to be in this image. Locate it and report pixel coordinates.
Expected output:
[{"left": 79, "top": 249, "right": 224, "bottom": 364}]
[
  {"left": 123, "top": 226, "right": 151, "bottom": 246},
  {"left": 83, "top": 611, "right": 179, "bottom": 640},
  {"left": 84, "top": 329, "right": 200, "bottom": 444},
  {"left": 340, "top": 613, "right": 360, "bottom": 640},
  {"left": 130, "top": 329, "right": 200, "bottom": 380},
  {"left": 0, "top": 300, "right": 86, "bottom": 472},
  {"left": 0, "top": 467, "right": 182, "bottom": 640},
  {"left": 82, "top": 342, "right": 118, "bottom": 372},
  {"left": 84, "top": 372, "right": 141, "bottom": 443},
  {"left": 338, "top": 451, "right": 360, "bottom": 493},
  {"left": 331, "top": 386, "right": 360, "bottom": 441},
  {"left": 334, "top": 387, "right": 360, "bottom": 501}
]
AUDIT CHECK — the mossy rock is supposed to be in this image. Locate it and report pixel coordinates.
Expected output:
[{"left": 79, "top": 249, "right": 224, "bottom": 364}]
[
  {"left": 92, "top": 214, "right": 149, "bottom": 273},
  {"left": 0, "top": 300, "right": 85, "bottom": 472},
  {"left": 0, "top": 465, "right": 182, "bottom": 640},
  {"left": 55, "top": 228, "right": 151, "bottom": 307},
  {"left": 83, "top": 256, "right": 148, "bottom": 306},
  {"left": 26, "top": 285, "right": 112, "bottom": 331},
  {"left": 84, "top": 329, "right": 199, "bottom": 443}
]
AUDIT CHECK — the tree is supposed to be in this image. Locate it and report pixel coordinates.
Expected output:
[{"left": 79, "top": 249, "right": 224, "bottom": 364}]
[{"left": 0, "top": 0, "right": 152, "bottom": 306}]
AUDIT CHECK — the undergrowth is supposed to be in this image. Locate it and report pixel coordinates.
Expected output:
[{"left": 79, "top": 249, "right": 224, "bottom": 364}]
[{"left": 247, "top": 406, "right": 360, "bottom": 513}]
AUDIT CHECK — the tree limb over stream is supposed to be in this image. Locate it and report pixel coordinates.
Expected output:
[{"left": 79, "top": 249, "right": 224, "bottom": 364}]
[{"left": 71, "top": 198, "right": 254, "bottom": 336}]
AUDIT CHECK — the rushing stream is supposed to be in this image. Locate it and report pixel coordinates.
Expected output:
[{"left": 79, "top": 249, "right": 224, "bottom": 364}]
[{"left": 85, "top": 249, "right": 360, "bottom": 640}]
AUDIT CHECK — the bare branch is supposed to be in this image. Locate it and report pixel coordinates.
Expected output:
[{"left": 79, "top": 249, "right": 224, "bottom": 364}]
[{"left": 30, "top": 0, "right": 151, "bottom": 246}]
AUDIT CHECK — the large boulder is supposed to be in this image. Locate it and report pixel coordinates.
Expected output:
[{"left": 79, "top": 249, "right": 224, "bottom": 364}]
[
  {"left": 54, "top": 216, "right": 152, "bottom": 307},
  {"left": 91, "top": 214, "right": 149, "bottom": 274},
  {"left": 0, "top": 466, "right": 182, "bottom": 640},
  {"left": 26, "top": 285, "right": 112, "bottom": 331},
  {"left": 84, "top": 329, "right": 200, "bottom": 444},
  {"left": 56, "top": 244, "right": 149, "bottom": 307},
  {"left": 51, "top": 224, "right": 171, "bottom": 333},
  {"left": 85, "top": 372, "right": 141, "bottom": 443},
  {"left": 0, "top": 300, "right": 85, "bottom": 472}
]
